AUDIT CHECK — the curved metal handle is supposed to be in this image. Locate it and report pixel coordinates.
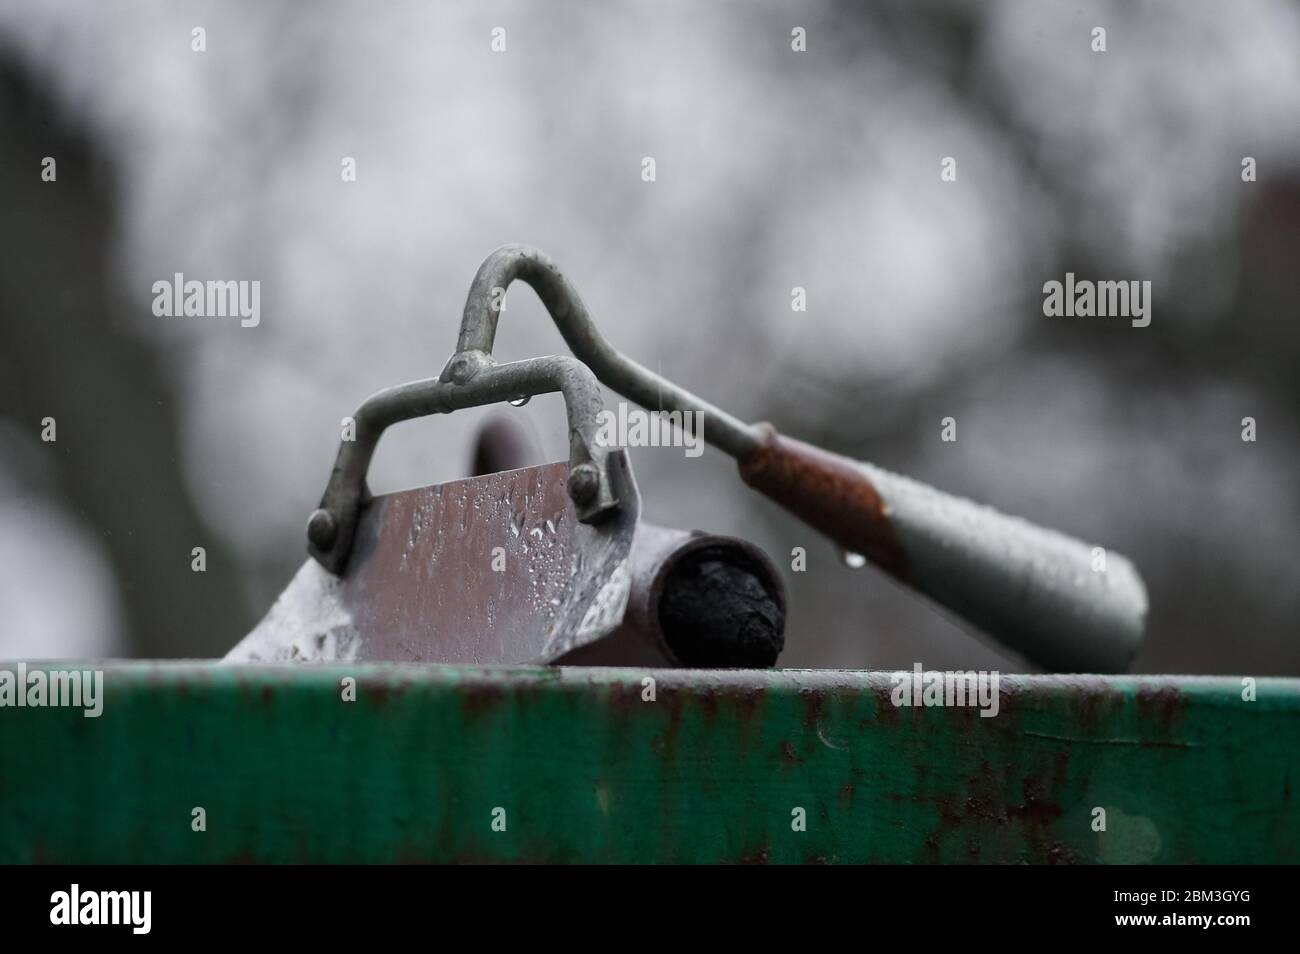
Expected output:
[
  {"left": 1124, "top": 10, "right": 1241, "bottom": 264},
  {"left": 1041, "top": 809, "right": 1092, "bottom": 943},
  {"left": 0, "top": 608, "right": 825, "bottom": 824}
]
[{"left": 307, "top": 354, "right": 621, "bottom": 574}]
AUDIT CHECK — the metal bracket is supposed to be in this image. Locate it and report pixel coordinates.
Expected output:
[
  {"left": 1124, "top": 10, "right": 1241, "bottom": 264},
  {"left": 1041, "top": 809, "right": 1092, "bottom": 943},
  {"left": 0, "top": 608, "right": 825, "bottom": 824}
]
[{"left": 306, "top": 353, "right": 620, "bottom": 574}]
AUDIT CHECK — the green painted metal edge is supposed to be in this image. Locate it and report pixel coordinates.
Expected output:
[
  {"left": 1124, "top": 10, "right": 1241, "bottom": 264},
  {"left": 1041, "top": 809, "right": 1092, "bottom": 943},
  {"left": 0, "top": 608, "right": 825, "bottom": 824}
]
[{"left": 1, "top": 663, "right": 1296, "bottom": 863}]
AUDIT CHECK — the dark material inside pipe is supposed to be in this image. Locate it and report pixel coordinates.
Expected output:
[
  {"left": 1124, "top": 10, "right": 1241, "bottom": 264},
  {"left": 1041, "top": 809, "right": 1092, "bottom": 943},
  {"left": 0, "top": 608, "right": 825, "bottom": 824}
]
[{"left": 657, "top": 546, "right": 785, "bottom": 668}]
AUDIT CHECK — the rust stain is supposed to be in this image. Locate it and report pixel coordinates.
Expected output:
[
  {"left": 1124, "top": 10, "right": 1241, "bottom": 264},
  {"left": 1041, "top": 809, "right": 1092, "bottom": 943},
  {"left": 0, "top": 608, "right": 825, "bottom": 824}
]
[
  {"left": 1009, "top": 776, "right": 1064, "bottom": 826},
  {"left": 779, "top": 740, "right": 805, "bottom": 766},
  {"left": 921, "top": 748, "right": 1076, "bottom": 863},
  {"left": 869, "top": 683, "right": 902, "bottom": 725},
  {"left": 1010, "top": 750, "right": 1075, "bottom": 864},
  {"left": 363, "top": 678, "right": 414, "bottom": 710},
  {"left": 697, "top": 689, "right": 721, "bottom": 722},
  {"left": 460, "top": 682, "right": 507, "bottom": 720},
  {"left": 731, "top": 687, "right": 766, "bottom": 726},
  {"left": 801, "top": 689, "right": 828, "bottom": 730},
  {"left": 1065, "top": 676, "right": 1126, "bottom": 729},
  {"left": 602, "top": 679, "right": 645, "bottom": 714},
  {"left": 1136, "top": 684, "right": 1188, "bottom": 746},
  {"left": 651, "top": 696, "right": 686, "bottom": 761},
  {"left": 734, "top": 844, "right": 771, "bottom": 865},
  {"left": 737, "top": 425, "right": 907, "bottom": 578}
]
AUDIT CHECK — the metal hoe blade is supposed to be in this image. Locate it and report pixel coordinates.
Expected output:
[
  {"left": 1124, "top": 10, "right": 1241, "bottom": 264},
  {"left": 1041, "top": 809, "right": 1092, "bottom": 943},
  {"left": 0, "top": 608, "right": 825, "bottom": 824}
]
[{"left": 227, "top": 452, "right": 639, "bottom": 665}]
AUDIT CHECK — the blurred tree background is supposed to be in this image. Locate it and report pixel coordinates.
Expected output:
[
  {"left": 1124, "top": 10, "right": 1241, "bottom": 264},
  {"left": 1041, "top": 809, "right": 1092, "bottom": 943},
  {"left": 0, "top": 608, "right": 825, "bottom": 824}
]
[{"left": 0, "top": 0, "right": 1296, "bottom": 672}]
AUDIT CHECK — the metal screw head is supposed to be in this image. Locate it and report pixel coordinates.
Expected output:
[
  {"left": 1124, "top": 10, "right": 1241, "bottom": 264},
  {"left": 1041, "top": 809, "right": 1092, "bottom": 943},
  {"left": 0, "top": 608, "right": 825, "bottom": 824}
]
[
  {"left": 307, "top": 508, "right": 337, "bottom": 549},
  {"left": 567, "top": 463, "right": 600, "bottom": 504}
]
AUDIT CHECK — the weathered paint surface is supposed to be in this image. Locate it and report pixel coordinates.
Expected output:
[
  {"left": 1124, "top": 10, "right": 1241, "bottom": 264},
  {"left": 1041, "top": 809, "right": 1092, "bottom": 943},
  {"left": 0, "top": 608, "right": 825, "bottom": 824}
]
[{"left": 1, "top": 664, "right": 1296, "bottom": 863}]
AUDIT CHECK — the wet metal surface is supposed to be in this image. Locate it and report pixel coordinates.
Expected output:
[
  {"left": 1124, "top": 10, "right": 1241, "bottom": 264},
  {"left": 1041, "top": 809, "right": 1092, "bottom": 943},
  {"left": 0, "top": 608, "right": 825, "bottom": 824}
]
[
  {"left": 4, "top": 664, "right": 1296, "bottom": 863},
  {"left": 231, "top": 454, "right": 639, "bottom": 665},
  {"left": 739, "top": 425, "right": 906, "bottom": 576},
  {"left": 451, "top": 245, "right": 1151, "bottom": 672},
  {"left": 307, "top": 353, "right": 621, "bottom": 574},
  {"left": 738, "top": 424, "right": 1147, "bottom": 673},
  {"left": 456, "top": 243, "right": 761, "bottom": 458}
]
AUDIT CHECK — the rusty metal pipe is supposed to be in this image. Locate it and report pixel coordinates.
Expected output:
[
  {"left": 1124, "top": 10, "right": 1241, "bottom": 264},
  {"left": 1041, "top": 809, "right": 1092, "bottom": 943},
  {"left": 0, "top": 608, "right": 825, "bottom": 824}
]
[{"left": 557, "top": 524, "right": 787, "bottom": 668}]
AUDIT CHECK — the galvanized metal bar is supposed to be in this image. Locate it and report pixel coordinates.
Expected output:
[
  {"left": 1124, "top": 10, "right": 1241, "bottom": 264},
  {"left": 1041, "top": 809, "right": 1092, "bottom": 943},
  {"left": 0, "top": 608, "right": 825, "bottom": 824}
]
[
  {"left": 457, "top": 244, "right": 763, "bottom": 458},
  {"left": 3, "top": 663, "right": 1295, "bottom": 863},
  {"left": 308, "top": 353, "right": 621, "bottom": 574}
]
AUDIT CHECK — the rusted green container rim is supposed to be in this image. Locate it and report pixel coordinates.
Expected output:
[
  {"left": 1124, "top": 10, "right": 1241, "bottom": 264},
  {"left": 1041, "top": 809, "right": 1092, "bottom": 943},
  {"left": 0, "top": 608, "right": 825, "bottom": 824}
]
[{"left": 1, "top": 663, "right": 1296, "bottom": 863}]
